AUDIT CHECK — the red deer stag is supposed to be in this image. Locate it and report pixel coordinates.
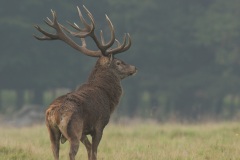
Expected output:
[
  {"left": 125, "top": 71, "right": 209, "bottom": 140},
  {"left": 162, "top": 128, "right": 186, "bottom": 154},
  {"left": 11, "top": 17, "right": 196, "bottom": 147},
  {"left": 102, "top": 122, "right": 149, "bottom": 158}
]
[{"left": 34, "top": 5, "right": 137, "bottom": 160}]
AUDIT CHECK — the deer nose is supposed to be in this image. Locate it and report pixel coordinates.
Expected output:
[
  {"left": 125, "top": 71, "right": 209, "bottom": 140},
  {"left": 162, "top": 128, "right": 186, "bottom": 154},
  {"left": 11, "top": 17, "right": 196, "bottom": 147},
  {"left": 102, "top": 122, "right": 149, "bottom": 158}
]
[{"left": 130, "top": 66, "right": 137, "bottom": 75}]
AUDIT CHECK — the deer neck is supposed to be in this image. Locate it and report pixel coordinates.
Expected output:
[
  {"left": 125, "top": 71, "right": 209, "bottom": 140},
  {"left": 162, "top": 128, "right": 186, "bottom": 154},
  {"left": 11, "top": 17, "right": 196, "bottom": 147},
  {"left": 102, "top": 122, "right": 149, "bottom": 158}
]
[{"left": 86, "top": 67, "right": 123, "bottom": 113}]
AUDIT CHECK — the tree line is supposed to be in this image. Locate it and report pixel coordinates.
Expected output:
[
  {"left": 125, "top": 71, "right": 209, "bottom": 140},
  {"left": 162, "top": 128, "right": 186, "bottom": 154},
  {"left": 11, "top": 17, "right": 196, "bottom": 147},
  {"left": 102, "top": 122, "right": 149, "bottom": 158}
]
[{"left": 1, "top": 0, "right": 240, "bottom": 121}]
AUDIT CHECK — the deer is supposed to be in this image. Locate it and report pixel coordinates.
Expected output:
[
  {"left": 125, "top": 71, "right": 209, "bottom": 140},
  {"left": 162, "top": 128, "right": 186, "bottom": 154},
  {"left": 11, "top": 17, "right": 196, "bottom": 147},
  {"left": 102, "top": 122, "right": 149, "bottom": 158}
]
[{"left": 34, "top": 5, "right": 137, "bottom": 160}]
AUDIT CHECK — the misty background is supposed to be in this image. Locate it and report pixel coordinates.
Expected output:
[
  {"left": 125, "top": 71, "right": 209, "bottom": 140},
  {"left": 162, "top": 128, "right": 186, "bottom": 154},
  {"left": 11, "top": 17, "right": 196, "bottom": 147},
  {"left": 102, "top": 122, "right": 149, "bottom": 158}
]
[{"left": 1, "top": 0, "right": 240, "bottom": 124}]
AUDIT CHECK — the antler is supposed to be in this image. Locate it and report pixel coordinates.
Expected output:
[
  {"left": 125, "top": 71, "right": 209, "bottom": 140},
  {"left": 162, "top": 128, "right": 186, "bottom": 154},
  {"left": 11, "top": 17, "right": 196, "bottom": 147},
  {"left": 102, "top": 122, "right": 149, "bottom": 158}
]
[{"left": 34, "top": 5, "right": 131, "bottom": 57}]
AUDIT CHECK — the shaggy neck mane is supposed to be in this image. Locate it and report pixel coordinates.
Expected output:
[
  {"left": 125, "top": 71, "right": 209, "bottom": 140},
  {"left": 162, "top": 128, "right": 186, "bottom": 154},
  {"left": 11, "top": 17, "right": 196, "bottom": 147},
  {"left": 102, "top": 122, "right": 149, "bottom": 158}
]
[{"left": 81, "top": 64, "right": 123, "bottom": 113}]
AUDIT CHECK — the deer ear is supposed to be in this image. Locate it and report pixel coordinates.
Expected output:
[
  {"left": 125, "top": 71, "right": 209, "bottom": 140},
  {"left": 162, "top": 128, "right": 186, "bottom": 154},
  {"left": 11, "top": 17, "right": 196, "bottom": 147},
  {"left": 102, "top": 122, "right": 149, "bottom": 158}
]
[
  {"left": 109, "top": 54, "right": 113, "bottom": 62},
  {"left": 107, "top": 54, "right": 113, "bottom": 67}
]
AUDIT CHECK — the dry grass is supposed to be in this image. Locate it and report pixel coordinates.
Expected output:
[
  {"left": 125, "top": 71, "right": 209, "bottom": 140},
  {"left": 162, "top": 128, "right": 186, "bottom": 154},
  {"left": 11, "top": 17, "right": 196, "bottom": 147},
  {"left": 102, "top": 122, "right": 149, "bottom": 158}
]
[{"left": 0, "top": 122, "right": 240, "bottom": 160}]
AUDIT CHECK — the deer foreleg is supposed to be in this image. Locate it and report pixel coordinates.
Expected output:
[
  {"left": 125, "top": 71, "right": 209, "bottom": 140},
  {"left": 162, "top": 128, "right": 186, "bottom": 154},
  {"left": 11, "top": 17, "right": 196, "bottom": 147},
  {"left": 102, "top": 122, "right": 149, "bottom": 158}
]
[
  {"left": 91, "top": 131, "right": 103, "bottom": 160},
  {"left": 81, "top": 135, "right": 92, "bottom": 160}
]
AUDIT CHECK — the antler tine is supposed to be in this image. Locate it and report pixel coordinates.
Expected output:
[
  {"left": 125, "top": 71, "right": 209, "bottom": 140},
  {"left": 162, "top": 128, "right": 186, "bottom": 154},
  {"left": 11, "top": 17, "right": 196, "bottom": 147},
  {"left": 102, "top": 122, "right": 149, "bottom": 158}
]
[
  {"left": 67, "top": 22, "right": 84, "bottom": 32},
  {"left": 69, "top": 6, "right": 104, "bottom": 53},
  {"left": 115, "top": 39, "right": 121, "bottom": 47},
  {"left": 33, "top": 10, "right": 62, "bottom": 40},
  {"left": 62, "top": 6, "right": 95, "bottom": 38},
  {"left": 79, "top": 6, "right": 116, "bottom": 56},
  {"left": 51, "top": 10, "right": 63, "bottom": 31},
  {"left": 81, "top": 38, "right": 87, "bottom": 47},
  {"left": 44, "top": 17, "right": 53, "bottom": 27},
  {"left": 82, "top": 5, "right": 95, "bottom": 29},
  {"left": 82, "top": 6, "right": 114, "bottom": 54},
  {"left": 100, "top": 30, "right": 105, "bottom": 45},
  {"left": 33, "top": 10, "right": 59, "bottom": 40},
  {"left": 108, "top": 33, "right": 131, "bottom": 55},
  {"left": 90, "top": 14, "right": 116, "bottom": 56},
  {"left": 62, "top": 22, "right": 90, "bottom": 38},
  {"left": 63, "top": 5, "right": 117, "bottom": 56},
  {"left": 33, "top": 25, "right": 58, "bottom": 40},
  {"left": 122, "top": 33, "right": 132, "bottom": 51},
  {"left": 103, "top": 15, "right": 115, "bottom": 50},
  {"left": 110, "top": 34, "right": 127, "bottom": 52}
]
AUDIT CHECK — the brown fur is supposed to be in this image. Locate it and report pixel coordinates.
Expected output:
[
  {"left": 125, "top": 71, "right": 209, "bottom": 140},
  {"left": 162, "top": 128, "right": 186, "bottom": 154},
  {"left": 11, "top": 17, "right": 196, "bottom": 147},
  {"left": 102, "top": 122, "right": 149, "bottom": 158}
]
[{"left": 45, "top": 57, "right": 137, "bottom": 160}]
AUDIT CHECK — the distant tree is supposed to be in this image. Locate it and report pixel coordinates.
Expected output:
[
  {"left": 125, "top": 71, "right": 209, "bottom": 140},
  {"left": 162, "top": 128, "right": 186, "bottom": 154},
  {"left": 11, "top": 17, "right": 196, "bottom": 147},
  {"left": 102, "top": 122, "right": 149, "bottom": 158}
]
[{"left": 194, "top": 0, "right": 240, "bottom": 118}]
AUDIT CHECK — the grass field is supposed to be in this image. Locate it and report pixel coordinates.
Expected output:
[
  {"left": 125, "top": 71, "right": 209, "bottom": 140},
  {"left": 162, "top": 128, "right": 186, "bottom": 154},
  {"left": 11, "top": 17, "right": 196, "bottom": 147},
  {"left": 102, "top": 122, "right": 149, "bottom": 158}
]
[{"left": 0, "top": 122, "right": 240, "bottom": 160}]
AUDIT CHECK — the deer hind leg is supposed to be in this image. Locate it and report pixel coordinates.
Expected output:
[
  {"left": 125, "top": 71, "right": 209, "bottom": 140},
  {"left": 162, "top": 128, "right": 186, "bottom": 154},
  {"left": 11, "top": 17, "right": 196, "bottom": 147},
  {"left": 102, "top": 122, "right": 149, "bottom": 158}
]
[
  {"left": 67, "top": 118, "right": 84, "bottom": 160},
  {"left": 81, "top": 135, "right": 92, "bottom": 160},
  {"left": 69, "top": 139, "right": 80, "bottom": 160},
  {"left": 46, "top": 124, "right": 61, "bottom": 160}
]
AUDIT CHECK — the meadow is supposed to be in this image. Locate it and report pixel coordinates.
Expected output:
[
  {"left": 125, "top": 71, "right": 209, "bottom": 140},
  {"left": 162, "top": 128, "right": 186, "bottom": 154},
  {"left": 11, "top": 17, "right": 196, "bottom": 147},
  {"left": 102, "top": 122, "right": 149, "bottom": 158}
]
[{"left": 0, "top": 122, "right": 240, "bottom": 160}]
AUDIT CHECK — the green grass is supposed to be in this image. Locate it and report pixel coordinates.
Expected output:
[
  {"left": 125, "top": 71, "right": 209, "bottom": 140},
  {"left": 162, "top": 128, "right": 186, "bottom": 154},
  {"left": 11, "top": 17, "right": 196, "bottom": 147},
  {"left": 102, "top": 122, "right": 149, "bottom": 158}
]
[{"left": 0, "top": 122, "right": 240, "bottom": 160}]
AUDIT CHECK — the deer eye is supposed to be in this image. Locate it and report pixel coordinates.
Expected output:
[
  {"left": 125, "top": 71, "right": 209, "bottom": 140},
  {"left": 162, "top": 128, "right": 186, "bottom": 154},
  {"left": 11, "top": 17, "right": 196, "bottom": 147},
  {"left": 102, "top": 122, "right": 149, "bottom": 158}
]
[{"left": 116, "top": 61, "right": 121, "bottom": 65}]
